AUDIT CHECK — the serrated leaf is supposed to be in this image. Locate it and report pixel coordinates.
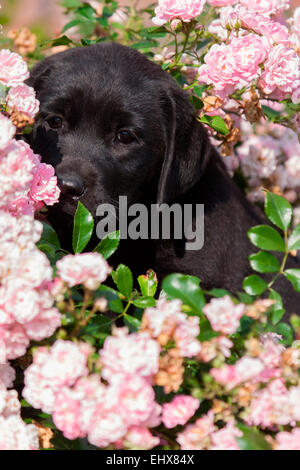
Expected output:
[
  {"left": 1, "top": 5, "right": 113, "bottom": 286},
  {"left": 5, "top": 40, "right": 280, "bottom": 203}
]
[
  {"left": 115, "top": 264, "right": 133, "bottom": 299},
  {"left": 243, "top": 274, "right": 268, "bottom": 296},
  {"left": 288, "top": 224, "right": 300, "bottom": 251},
  {"left": 162, "top": 274, "right": 205, "bottom": 314},
  {"left": 72, "top": 202, "right": 94, "bottom": 253},
  {"left": 93, "top": 230, "right": 120, "bottom": 259},
  {"left": 248, "top": 225, "right": 285, "bottom": 252},
  {"left": 265, "top": 192, "right": 292, "bottom": 231},
  {"left": 200, "top": 114, "right": 229, "bottom": 136},
  {"left": 284, "top": 269, "right": 300, "bottom": 292},
  {"left": 249, "top": 251, "right": 280, "bottom": 273},
  {"left": 261, "top": 104, "right": 281, "bottom": 122}
]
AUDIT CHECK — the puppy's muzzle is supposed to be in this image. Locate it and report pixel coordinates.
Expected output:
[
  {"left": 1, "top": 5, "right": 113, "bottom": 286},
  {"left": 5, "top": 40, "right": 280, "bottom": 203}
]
[{"left": 57, "top": 173, "right": 85, "bottom": 199}]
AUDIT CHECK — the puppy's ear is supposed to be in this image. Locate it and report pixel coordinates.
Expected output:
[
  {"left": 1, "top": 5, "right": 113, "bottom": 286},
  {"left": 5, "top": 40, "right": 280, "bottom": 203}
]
[
  {"left": 26, "top": 59, "right": 52, "bottom": 94},
  {"left": 157, "top": 86, "right": 213, "bottom": 204}
]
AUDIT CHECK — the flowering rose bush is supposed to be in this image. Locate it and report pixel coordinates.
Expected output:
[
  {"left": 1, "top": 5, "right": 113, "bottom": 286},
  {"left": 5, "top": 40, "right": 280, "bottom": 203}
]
[{"left": 0, "top": 0, "right": 300, "bottom": 451}]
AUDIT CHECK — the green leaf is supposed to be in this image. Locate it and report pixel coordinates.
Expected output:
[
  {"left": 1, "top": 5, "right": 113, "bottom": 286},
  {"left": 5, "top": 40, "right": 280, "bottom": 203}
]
[
  {"left": 115, "top": 264, "right": 133, "bottom": 299},
  {"left": 38, "top": 222, "right": 60, "bottom": 250},
  {"left": 269, "top": 289, "right": 285, "bottom": 325},
  {"left": 243, "top": 275, "right": 268, "bottom": 296},
  {"left": 97, "top": 285, "right": 123, "bottom": 314},
  {"left": 72, "top": 202, "right": 94, "bottom": 253},
  {"left": 249, "top": 251, "right": 280, "bottom": 273},
  {"left": 61, "top": 0, "right": 82, "bottom": 7},
  {"left": 93, "top": 230, "right": 120, "bottom": 259},
  {"left": 190, "top": 94, "right": 204, "bottom": 110},
  {"left": 275, "top": 322, "right": 293, "bottom": 346},
  {"left": 138, "top": 270, "right": 158, "bottom": 297},
  {"left": 51, "top": 35, "right": 73, "bottom": 47},
  {"left": 248, "top": 225, "right": 285, "bottom": 252},
  {"left": 200, "top": 114, "right": 229, "bottom": 136},
  {"left": 265, "top": 192, "right": 292, "bottom": 231},
  {"left": 236, "top": 424, "right": 271, "bottom": 450},
  {"left": 288, "top": 224, "right": 300, "bottom": 251},
  {"left": 124, "top": 314, "right": 141, "bottom": 332},
  {"left": 77, "top": 4, "right": 96, "bottom": 20},
  {"left": 61, "top": 19, "right": 82, "bottom": 33},
  {"left": 206, "top": 288, "right": 231, "bottom": 298},
  {"left": 284, "top": 269, "right": 300, "bottom": 292},
  {"left": 261, "top": 104, "right": 281, "bottom": 122},
  {"left": 132, "top": 296, "right": 156, "bottom": 309},
  {"left": 162, "top": 274, "right": 205, "bottom": 314},
  {"left": 198, "top": 316, "right": 219, "bottom": 342},
  {"left": 192, "top": 85, "right": 207, "bottom": 99},
  {"left": 131, "top": 40, "right": 158, "bottom": 50}
]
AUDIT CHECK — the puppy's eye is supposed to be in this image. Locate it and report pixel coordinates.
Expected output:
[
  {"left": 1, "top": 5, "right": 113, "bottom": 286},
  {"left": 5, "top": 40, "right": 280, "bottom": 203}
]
[
  {"left": 116, "top": 130, "right": 135, "bottom": 144},
  {"left": 47, "top": 116, "right": 63, "bottom": 129}
]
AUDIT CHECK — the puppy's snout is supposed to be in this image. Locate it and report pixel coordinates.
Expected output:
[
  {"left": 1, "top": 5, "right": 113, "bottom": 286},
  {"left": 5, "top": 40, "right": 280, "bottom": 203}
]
[{"left": 57, "top": 174, "right": 85, "bottom": 198}]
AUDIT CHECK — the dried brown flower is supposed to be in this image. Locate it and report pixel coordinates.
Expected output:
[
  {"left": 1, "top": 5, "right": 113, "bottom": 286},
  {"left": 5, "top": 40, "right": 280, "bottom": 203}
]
[{"left": 8, "top": 27, "right": 36, "bottom": 56}]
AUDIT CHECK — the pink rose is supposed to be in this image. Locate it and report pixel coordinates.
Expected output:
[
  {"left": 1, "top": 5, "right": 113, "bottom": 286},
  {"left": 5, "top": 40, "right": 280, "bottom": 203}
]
[
  {"left": 7, "top": 85, "right": 39, "bottom": 119},
  {"left": 259, "top": 44, "right": 300, "bottom": 103},
  {"left": 0, "top": 49, "right": 29, "bottom": 87},
  {"left": 239, "top": 0, "right": 289, "bottom": 17},
  {"left": 29, "top": 163, "right": 60, "bottom": 206},
  {"left": 56, "top": 252, "right": 111, "bottom": 289},
  {"left": 162, "top": 395, "right": 200, "bottom": 428},
  {"left": 0, "top": 114, "right": 15, "bottom": 151},
  {"left": 152, "top": 0, "right": 206, "bottom": 26},
  {"left": 203, "top": 296, "right": 245, "bottom": 335},
  {"left": 275, "top": 428, "right": 300, "bottom": 450}
]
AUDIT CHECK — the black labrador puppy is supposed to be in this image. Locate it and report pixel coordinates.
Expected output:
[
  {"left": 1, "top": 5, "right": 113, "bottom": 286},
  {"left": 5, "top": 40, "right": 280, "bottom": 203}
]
[{"left": 27, "top": 42, "right": 299, "bottom": 314}]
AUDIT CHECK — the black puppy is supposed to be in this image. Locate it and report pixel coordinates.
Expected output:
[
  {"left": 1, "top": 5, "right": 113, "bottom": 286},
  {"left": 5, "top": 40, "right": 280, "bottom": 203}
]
[{"left": 27, "top": 42, "right": 299, "bottom": 314}]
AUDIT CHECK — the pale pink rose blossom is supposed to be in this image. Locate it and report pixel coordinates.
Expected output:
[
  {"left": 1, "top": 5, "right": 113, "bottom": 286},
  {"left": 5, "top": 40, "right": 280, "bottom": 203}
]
[
  {"left": 6, "top": 85, "right": 39, "bottom": 119},
  {"left": 162, "top": 395, "right": 200, "bottom": 429},
  {"left": 259, "top": 45, "right": 300, "bottom": 103},
  {"left": 110, "top": 374, "right": 157, "bottom": 426},
  {"left": 0, "top": 114, "right": 15, "bottom": 151},
  {"left": 275, "top": 428, "right": 300, "bottom": 450},
  {"left": 0, "top": 49, "right": 29, "bottom": 87},
  {"left": 177, "top": 411, "right": 215, "bottom": 450},
  {"left": 210, "top": 421, "right": 242, "bottom": 450},
  {"left": 123, "top": 427, "right": 160, "bottom": 450},
  {"left": 203, "top": 296, "right": 245, "bottom": 335},
  {"left": 239, "top": 0, "right": 289, "bottom": 17},
  {"left": 152, "top": 0, "right": 206, "bottom": 26},
  {"left": 0, "top": 415, "right": 39, "bottom": 450},
  {"left": 208, "top": 0, "right": 237, "bottom": 6},
  {"left": 0, "top": 364, "right": 15, "bottom": 389},
  {"left": 100, "top": 329, "right": 160, "bottom": 381},
  {"left": 56, "top": 252, "right": 111, "bottom": 289},
  {"left": 29, "top": 163, "right": 60, "bottom": 206},
  {"left": 23, "top": 341, "right": 90, "bottom": 413}
]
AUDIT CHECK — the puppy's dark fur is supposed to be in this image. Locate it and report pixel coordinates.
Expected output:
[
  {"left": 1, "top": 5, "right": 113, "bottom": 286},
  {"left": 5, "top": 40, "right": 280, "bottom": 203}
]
[{"left": 27, "top": 42, "right": 299, "bottom": 314}]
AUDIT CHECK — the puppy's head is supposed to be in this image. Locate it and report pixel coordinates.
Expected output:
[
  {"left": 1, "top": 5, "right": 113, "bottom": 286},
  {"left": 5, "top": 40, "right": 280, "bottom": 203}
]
[{"left": 28, "top": 43, "right": 211, "bottom": 241}]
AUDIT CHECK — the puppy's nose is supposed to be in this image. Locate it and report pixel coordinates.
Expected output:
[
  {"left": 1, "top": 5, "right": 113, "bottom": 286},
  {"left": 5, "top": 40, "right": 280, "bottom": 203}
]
[{"left": 57, "top": 174, "right": 85, "bottom": 198}]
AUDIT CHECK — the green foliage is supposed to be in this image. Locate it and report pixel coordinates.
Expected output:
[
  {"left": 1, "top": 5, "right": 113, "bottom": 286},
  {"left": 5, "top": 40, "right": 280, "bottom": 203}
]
[
  {"left": 72, "top": 201, "right": 94, "bottom": 253},
  {"left": 162, "top": 273, "right": 205, "bottom": 315},
  {"left": 93, "top": 230, "right": 120, "bottom": 259}
]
